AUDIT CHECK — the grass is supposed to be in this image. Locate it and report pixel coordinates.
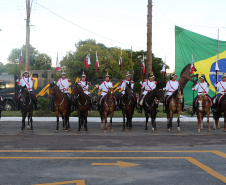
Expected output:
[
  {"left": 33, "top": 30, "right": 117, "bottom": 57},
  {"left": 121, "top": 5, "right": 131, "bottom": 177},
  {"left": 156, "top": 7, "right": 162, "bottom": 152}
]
[{"left": 1, "top": 107, "right": 191, "bottom": 117}]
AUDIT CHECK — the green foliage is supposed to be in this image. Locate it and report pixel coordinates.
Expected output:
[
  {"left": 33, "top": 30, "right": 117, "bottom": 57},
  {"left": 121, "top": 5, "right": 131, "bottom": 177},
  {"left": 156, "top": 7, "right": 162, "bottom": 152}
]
[{"left": 37, "top": 97, "right": 50, "bottom": 110}]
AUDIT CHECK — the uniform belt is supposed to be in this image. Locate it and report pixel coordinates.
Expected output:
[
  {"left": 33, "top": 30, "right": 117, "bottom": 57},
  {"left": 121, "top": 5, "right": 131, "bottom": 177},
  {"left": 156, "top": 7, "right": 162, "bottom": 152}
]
[
  {"left": 198, "top": 92, "right": 206, "bottom": 93},
  {"left": 145, "top": 90, "right": 151, "bottom": 92},
  {"left": 103, "top": 91, "right": 108, "bottom": 93},
  {"left": 168, "top": 91, "right": 175, "bottom": 92},
  {"left": 84, "top": 89, "right": 87, "bottom": 91}
]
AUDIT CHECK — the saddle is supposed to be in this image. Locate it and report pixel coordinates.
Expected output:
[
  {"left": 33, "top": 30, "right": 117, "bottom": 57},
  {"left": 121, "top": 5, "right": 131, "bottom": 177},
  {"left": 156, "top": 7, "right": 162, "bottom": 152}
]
[{"left": 219, "top": 94, "right": 226, "bottom": 104}]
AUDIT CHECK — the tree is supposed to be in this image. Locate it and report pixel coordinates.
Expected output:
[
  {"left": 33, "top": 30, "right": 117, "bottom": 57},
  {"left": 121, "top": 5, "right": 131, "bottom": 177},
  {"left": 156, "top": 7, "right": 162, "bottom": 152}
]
[
  {"left": 0, "top": 62, "right": 6, "bottom": 74},
  {"left": 32, "top": 53, "right": 52, "bottom": 70}
]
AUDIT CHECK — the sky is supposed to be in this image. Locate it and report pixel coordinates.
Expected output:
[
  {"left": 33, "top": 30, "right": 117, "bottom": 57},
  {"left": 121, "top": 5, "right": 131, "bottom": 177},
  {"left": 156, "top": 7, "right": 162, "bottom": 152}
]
[{"left": 1, "top": 0, "right": 226, "bottom": 73}]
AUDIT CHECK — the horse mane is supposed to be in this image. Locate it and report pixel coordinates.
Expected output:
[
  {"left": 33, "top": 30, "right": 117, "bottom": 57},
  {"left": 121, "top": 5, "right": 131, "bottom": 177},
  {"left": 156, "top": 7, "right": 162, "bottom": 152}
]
[
  {"left": 146, "top": 88, "right": 159, "bottom": 100},
  {"left": 180, "top": 64, "right": 191, "bottom": 76},
  {"left": 171, "top": 87, "right": 183, "bottom": 99}
]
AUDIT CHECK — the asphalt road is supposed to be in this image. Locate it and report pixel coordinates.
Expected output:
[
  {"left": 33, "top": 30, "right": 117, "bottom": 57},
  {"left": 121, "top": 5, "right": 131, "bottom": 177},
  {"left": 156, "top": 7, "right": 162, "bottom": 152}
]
[{"left": 0, "top": 119, "right": 226, "bottom": 185}]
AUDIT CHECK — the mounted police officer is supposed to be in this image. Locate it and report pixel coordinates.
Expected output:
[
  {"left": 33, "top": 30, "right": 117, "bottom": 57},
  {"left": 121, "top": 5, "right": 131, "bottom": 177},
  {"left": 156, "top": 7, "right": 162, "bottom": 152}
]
[
  {"left": 118, "top": 71, "right": 137, "bottom": 109},
  {"left": 17, "top": 70, "right": 38, "bottom": 110},
  {"left": 163, "top": 73, "right": 180, "bottom": 113},
  {"left": 192, "top": 74, "right": 212, "bottom": 115},
  {"left": 96, "top": 71, "right": 117, "bottom": 111},
  {"left": 212, "top": 72, "right": 226, "bottom": 113},
  {"left": 78, "top": 71, "right": 93, "bottom": 110},
  {"left": 138, "top": 72, "right": 157, "bottom": 113}
]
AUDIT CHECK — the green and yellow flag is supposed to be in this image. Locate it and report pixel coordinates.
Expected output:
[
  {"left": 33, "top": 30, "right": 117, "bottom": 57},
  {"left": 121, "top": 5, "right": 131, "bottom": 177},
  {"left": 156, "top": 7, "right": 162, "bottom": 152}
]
[{"left": 175, "top": 26, "right": 226, "bottom": 105}]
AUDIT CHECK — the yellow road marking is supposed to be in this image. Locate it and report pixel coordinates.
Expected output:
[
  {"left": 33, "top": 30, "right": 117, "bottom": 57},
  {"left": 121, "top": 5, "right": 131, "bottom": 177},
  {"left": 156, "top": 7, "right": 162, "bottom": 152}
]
[
  {"left": 92, "top": 161, "right": 140, "bottom": 168},
  {"left": 186, "top": 157, "right": 226, "bottom": 183},
  {"left": 33, "top": 179, "right": 85, "bottom": 185},
  {"left": 0, "top": 157, "right": 186, "bottom": 159}
]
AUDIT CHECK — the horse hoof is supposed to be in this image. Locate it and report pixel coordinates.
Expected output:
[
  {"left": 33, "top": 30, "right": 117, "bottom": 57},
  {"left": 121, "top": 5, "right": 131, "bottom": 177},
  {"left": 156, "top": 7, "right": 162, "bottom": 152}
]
[
  {"left": 144, "top": 129, "right": 148, "bottom": 132},
  {"left": 217, "top": 126, "right": 220, "bottom": 129},
  {"left": 110, "top": 129, "right": 113, "bottom": 133},
  {"left": 167, "top": 129, "right": 170, "bottom": 132},
  {"left": 85, "top": 130, "right": 88, "bottom": 133},
  {"left": 65, "top": 130, "right": 68, "bottom": 132},
  {"left": 104, "top": 130, "right": 107, "bottom": 133},
  {"left": 213, "top": 127, "right": 216, "bottom": 130},
  {"left": 154, "top": 128, "right": 157, "bottom": 130},
  {"left": 208, "top": 129, "right": 210, "bottom": 132},
  {"left": 198, "top": 129, "right": 200, "bottom": 133},
  {"left": 20, "top": 130, "right": 24, "bottom": 133},
  {"left": 27, "top": 126, "right": 30, "bottom": 130},
  {"left": 55, "top": 130, "right": 58, "bottom": 133}
]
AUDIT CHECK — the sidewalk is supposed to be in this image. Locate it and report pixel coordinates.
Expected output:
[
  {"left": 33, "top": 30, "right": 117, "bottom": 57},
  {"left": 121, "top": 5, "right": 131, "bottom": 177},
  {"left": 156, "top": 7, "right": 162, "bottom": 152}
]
[{"left": 0, "top": 116, "right": 224, "bottom": 122}]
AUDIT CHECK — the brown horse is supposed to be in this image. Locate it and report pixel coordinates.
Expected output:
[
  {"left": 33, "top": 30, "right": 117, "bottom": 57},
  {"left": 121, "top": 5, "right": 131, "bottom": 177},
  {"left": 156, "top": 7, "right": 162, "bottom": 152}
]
[
  {"left": 71, "top": 82, "right": 90, "bottom": 132},
  {"left": 167, "top": 86, "right": 184, "bottom": 132},
  {"left": 213, "top": 94, "right": 226, "bottom": 132},
  {"left": 178, "top": 64, "right": 198, "bottom": 89},
  {"left": 20, "top": 85, "right": 33, "bottom": 133},
  {"left": 48, "top": 83, "right": 71, "bottom": 132},
  {"left": 121, "top": 82, "right": 136, "bottom": 131},
  {"left": 100, "top": 87, "right": 115, "bottom": 133},
  {"left": 196, "top": 94, "right": 211, "bottom": 132}
]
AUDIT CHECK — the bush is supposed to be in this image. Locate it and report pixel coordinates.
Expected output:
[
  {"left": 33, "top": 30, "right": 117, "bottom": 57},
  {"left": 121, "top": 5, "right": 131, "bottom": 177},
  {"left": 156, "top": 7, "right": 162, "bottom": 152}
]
[{"left": 37, "top": 97, "right": 50, "bottom": 110}]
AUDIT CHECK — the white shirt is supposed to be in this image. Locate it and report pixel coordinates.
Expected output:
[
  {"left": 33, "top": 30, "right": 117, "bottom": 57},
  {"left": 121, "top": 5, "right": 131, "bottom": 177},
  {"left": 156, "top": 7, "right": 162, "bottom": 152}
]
[
  {"left": 19, "top": 77, "right": 33, "bottom": 91},
  {"left": 57, "top": 78, "right": 70, "bottom": 94},
  {"left": 98, "top": 81, "right": 113, "bottom": 96},
  {"left": 78, "top": 80, "right": 90, "bottom": 95},
  {"left": 193, "top": 82, "right": 209, "bottom": 95},
  {"left": 164, "top": 80, "right": 179, "bottom": 95},
  {"left": 215, "top": 81, "right": 226, "bottom": 94},
  {"left": 141, "top": 80, "right": 157, "bottom": 95},
  {"left": 120, "top": 80, "right": 134, "bottom": 94}
]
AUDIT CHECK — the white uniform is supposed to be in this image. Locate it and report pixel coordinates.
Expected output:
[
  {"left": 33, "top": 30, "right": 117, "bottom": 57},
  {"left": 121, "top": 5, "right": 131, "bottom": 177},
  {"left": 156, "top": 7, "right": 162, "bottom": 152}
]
[
  {"left": 78, "top": 80, "right": 90, "bottom": 95},
  {"left": 120, "top": 80, "right": 134, "bottom": 94},
  {"left": 141, "top": 80, "right": 157, "bottom": 95},
  {"left": 193, "top": 82, "right": 209, "bottom": 95},
  {"left": 57, "top": 78, "right": 70, "bottom": 94},
  {"left": 215, "top": 81, "right": 226, "bottom": 94},
  {"left": 164, "top": 80, "right": 179, "bottom": 95},
  {"left": 18, "top": 77, "right": 33, "bottom": 91},
  {"left": 98, "top": 81, "right": 113, "bottom": 96},
  {"left": 0, "top": 96, "right": 3, "bottom": 102}
]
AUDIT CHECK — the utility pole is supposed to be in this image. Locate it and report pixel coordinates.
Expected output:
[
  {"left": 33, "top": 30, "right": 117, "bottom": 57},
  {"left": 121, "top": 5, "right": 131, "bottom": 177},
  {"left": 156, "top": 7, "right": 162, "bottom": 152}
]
[
  {"left": 146, "top": 0, "right": 152, "bottom": 78},
  {"left": 25, "top": 0, "right": 31, "bottom": 70}
]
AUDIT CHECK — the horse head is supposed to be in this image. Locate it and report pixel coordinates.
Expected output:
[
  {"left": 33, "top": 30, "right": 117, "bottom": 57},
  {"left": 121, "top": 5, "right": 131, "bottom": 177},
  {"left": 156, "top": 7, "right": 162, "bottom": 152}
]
[
  {"left": 107, "top": 87, "right": 114, "bottom": 99},
  {"left": 176, "top": 86, "right": 184, "bottom": 104},
  {"left": 48, "top": 82, "right": 56, "bottom": 99},
  {"left": 197, "top": 94, "right": 207, "bottom": 111},
  {"left": 156, "top": 89, "right": 164, "bottom": 103},
  {"left": 125, "top": 82, "right": 132, "bottom": 96},
  {"left": 20, "top": 85, "right": 30, "bottom": 104},
  {"left": 71, "top": 82, "right": 82, "bottom": 102}
]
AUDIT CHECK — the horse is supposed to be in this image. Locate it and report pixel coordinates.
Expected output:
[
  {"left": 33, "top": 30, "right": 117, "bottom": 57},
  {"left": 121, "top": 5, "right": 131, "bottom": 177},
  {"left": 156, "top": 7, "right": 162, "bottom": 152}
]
[
  {"left": 167, "top": 86, "right": 184, "bottom": 132},
  {"left": 48, "top": 83, "right": 71, "bottom": 132},
  {"left": 143, "top": 88, "right": 164, "bottom": 131},
  {"left": 213, "top": 94, "right": 226, "bottom": 132},
  {"left": 178, "top": 64, "right": 198, "bottom": 89},
  {"left": 20, "top": 85, "right": 33, "bottom": 133},
  {"left": 71, "top": 82, "right": 90, "bottom": 132},
  {"left": 121, "top": 82, "right": 136, "bottom": 131},
  {"left": 0, "top": 96, "right": 2, "bottom": 119},
  {"left": 196, "top": 94, "right": 211, "bottom": 132},
  {"left": 100, "top": 87, "right": 115, "bottom": 133}
]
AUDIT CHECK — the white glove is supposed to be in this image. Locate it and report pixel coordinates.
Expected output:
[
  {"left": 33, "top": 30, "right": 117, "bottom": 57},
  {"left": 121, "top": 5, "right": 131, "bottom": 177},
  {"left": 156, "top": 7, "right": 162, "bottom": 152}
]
[
  {"left": 192, "top": 88, "right": 195, "bottom": 91},
  {"left": 163, "top": 88, "right": 166, "bottom": 91},
  {"left": 95, "top": 85, "right": 99, "bottom": 88},
  {"left": 140, "top": 81, "right": 142, "bottom": 85}
]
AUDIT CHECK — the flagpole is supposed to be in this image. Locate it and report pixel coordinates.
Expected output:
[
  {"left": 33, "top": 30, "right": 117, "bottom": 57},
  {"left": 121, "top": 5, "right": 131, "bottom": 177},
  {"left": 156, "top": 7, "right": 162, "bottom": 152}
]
[
  {"left": 192, "top": 54, "right": 194, "bottom": 115},
  {"left": 216, "top": 29, "right": 219, "bottom": 93}
]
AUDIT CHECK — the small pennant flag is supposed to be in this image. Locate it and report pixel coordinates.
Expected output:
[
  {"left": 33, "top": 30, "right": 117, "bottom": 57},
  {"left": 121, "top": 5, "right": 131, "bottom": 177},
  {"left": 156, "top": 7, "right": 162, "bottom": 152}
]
[
  {"left": 20, "top": 51, "right": 23, "bottom": 66},
  {"left": 84, "top": 51, "right": 91, "bottom": 69},
  {"left": 141, "top": 54, "right": 145, "bottom": 74},
  {"left": 95, "top": 51, "right": 99, "bottom": 72},
  {"left": 119, "top": 50, "right": 122, "bottom": 69},
  {"left": 56, "top": 54, "right": 60, "bottom": 72},
  {"left": 161, "top": 64, "right": 166, "bottom": 76},
  {"left": 190, "top": 54, "right": 194, "bottom": 75}
]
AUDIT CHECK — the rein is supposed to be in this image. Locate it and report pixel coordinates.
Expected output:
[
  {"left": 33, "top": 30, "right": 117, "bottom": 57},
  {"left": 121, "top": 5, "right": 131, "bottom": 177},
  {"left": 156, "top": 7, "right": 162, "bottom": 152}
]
[
  {"left": 21, "top": 90, "right": 32, "bottom": 106},
  {"left": 51, "top": 85, "right": 65, "bottom": 108}
]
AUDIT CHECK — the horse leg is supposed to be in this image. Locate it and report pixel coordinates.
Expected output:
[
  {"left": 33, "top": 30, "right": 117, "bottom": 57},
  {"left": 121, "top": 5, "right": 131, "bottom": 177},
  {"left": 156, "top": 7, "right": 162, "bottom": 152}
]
[
  {"left": 197, "top": 112, "right": 201, "bottom": 132},
  {"left": 78, "top": 117, "right": 81, "bottom": 132},
  {"left": 145, "top": 111, "right": 148, "bottom": 131},
  {"left": 27, "top": 113, "right": 30, "bottom": 130},
  {"left": 167, "top": 111, "right": 173, "bottom": 132},
  {"left": 30, "top": 113, "right": 33, "bottom": 132},
  {"left": 65, "top": 116, "right": 68, "bottom": 132},
  {"left": 207, "top": 112, "right": 210, "bottom": 132},
  {"left": 177, "top": 111, "right": 181, "bottom": 132},
  {"left": 100, "top": 111, "right": 104, "bottom": 130},
  {"left": 224, "top": 113, "right": 226, "bottom": 132},
  {"left": 104, "top": 112, "right": 108, "bottom": 133},
  {"left": 21, "top": 113, "right": 26, "bottom": 133},
  {"left": 122, "top": 111, "right": 125, "bottom": 131},
  {"left": 55, "top": 111, "right": 59, "bottom": 132},
  {"left": 110, "top": 112, "right": 114, "bottom": 133},
  {"left": 84, "top": 111, "right": 88, "bottom": 132},
  {"left": 61, "top": 113, "right": 65, "bottom": 129}
]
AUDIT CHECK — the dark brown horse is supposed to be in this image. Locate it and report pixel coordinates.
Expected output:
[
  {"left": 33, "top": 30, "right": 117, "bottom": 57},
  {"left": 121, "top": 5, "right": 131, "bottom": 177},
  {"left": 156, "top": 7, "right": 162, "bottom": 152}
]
[
  {"left": 48, "top": 83, "right": 71, "bottom": 132},
  {"left": 213, "top": 94, "right": 226, "bottom": 132},
  {"left": 71, "top": 82, "right": 90, "bottom": 132},
  {"left": 121, "top": 82, "right": 136, "bottom": 131},
  {"left": 100, "top": 87, "right": 115, "bottom": 133},
  {"left": 196, "top": 94, "right": 211, "bottom": 132},
  {"left": 167, "top": 86, "right": 184, "bottom": 132},
  {"left": 20, "top": 85, "right": 33, "bottom": 133},
  {"left": 143, "top": 88, "right": 164, "bottom": 131},
  {"left": 178, "top": 64, "right": 198, "bottom": 89}
]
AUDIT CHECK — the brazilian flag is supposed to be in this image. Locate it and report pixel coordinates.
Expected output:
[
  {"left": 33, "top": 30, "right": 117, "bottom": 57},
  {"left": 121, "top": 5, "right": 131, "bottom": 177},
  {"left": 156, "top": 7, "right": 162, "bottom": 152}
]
[{"left": 175, "top": 26, "right": 226, "bottom": 105}]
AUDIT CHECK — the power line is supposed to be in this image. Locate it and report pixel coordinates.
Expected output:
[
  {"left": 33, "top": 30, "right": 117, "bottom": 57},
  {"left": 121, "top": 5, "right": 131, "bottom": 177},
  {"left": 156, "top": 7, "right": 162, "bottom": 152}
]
[{"left": 34, "top": 2, "right": 144, "bottom": 49}]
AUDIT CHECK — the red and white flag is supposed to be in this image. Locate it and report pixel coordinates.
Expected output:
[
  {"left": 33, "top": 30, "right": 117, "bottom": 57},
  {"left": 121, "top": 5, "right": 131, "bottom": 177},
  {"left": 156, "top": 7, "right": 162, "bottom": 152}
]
[
  {"left": 84, "top": 51, "right": 91, "bottom": 69},
  {"left": 118, "top": 50, "right": 122, "bottom": 69},
  {"left": 161, "top": 64, "right": 166, "bottom": 76},
  {"left": 95, "top": 51, "right": 99, "bottom": 72},
  {"left": 20, "top": 51, "right": 23, "bottom": 66},
  {"left": 141, "top": 54, "right": 145, "bottom": 74},
  {"left": 190, "top": 54, "right": 194, "bottom": 75},
  {"left": 56, "top": 54, "right": 60, "bottom": 72}
]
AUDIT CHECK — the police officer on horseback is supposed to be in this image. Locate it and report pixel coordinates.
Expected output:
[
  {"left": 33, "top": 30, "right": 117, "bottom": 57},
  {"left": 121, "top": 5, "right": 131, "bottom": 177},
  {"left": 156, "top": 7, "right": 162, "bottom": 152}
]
[
  {"left": 17, "top": 70, "right": 38, "bottom": 110},
  {"left": 96, "top": 71, "right": 117, "bottom": 111},
  {"left": 118, "top": 71, "right": 137, "bottom": 109},
  {"left": 163, "top": 73, "right": 181, "bottom": 113},
  {"left": 192, "top": 74, "right": 212, "bottom": 115},
  {"left": 212, "top": 72, "right": 226, "bottom": 113},
  {"left": 78, "top": 71, "right": 93, "bottom": 110},
  {"left": 138, "top": 72, "right": 156, "bottom": 113}
]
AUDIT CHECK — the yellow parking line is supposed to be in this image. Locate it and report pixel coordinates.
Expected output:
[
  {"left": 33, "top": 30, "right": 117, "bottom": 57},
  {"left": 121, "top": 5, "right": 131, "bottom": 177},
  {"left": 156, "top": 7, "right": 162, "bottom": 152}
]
[{"left": 186, "top": 157, "right": 226, "bottom": 183}]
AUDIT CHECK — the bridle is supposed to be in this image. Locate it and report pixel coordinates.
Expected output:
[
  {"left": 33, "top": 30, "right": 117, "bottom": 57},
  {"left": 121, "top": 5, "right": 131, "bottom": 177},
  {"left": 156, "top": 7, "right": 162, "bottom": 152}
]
[
  {"left": 49, "top": 85, "right": 65, "bottom": 108},
  {"left": 20, "top": 88, "right": 32, "bottom": 106},
  {"left": 72, "top": 84, "right": 87, "bottom": 107}
]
